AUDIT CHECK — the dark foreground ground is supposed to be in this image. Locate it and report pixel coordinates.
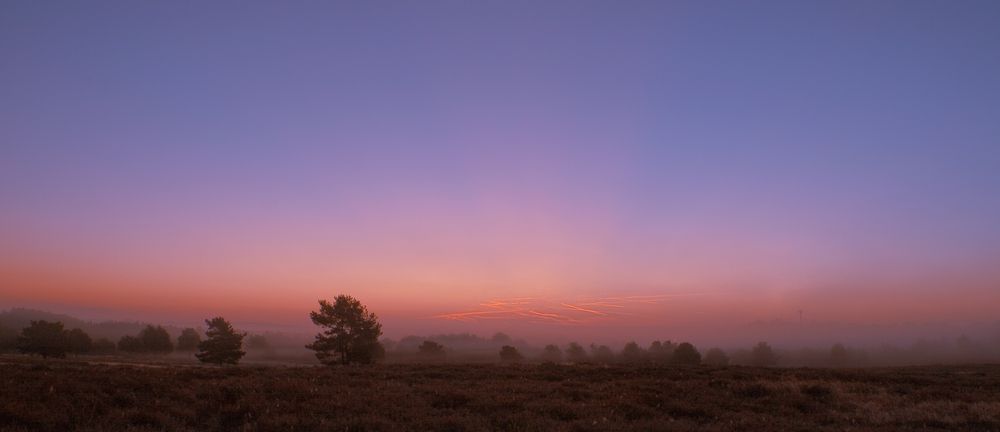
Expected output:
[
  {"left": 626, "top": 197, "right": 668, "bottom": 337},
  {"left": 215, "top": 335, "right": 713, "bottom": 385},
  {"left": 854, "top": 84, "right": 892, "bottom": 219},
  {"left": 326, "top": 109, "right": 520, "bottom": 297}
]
[{"left": 1, "top": 357, "right": 999, "bottom": 431}]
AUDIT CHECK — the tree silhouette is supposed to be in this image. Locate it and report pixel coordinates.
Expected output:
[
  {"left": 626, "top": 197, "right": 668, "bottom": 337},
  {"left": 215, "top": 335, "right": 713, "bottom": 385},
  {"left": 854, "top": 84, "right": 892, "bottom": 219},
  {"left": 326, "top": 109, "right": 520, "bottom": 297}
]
[
  {"left": 66, "top": 328, "right": 92, "bottom": 354},
  {"left": 245, "top": 334, "right": 276, "bottom": 357},
  {"left": 621, "top": 341, "right": 644, "bottom": 363},
  {"left": 540, "top": 344, "right": 563, "bottom": 363},
  {"left": 590, "top": 344, "right": 615, "bottom": 364},
  {"left": 92, "top": 338, "right": 117, "bottom": 354},
  {"left": 0, "top": 324, "right": 17, "bottom": 351},
  {"left": 703, "top": 348, "right": 729, "bottom": 366},
  {"left": 138, "top": 325, "right": 173, "bottom": 354},
  {"left": 751, "top": 341, "right": 778, "bottom": 367},
  {"left": 196, "top": 317, "right": 246, "bottom": 365},
  {"left": 672, "top": 342, "right": 702, "bottom": 365},
  {"left": 648, "top": 340, "right": 676, "bottom": 363},
  {"left": 306, "top": 295, "right": 384, "bottom": 365},
  {"left": 418, "top": 340, "right": 446, "bottom": 361},
  {"left": 565, "top": 342, "right": 588, "bottom": 363},
  {"left": 117, "top": 335, "right": 143, "bottom": 352},
  {"left": 17, "top": 320, "right": 69, "bottom": 358},
  {"left": 176, "top": 328, "right": 201, "bottom": 352},
  {"left": 499, "top": 345, "right": 523, "bottom": 363}
]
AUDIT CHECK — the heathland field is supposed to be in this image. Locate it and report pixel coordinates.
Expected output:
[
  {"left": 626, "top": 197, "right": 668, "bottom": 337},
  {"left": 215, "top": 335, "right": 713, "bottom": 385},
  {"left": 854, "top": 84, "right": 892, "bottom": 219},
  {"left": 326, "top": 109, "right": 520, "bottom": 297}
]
[{"left": 1, "top": 357, "right": 999, "bottom": 431}]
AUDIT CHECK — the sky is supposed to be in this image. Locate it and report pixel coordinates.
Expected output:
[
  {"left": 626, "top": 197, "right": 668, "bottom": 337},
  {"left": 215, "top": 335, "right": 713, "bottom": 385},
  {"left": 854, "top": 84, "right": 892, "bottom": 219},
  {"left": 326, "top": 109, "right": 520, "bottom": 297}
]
[{"left": 2, "top": 1, "right": 999, "bottom": 342}]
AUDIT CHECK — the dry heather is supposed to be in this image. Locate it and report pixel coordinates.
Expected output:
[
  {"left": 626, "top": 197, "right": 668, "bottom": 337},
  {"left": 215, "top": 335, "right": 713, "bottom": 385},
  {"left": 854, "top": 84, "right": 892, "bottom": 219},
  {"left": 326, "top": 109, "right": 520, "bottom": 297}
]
[{"left": 1, "top": 357, "right": 998, "bottom": 431}]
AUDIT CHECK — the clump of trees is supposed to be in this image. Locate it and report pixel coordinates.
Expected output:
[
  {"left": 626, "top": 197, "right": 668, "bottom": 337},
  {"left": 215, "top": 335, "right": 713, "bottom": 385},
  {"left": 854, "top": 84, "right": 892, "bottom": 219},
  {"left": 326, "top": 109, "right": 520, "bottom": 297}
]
[
  {"left": 16, "top": 320, "right": 96, "bottom": 358},
  {"left": 18, "top": 320, "right": 70, "bottom": 358},
  {"left": 117, "top": 325, "right": 174, "bottom": 354},
  {"left": 672, "top": 342, "right": 702, "bottom": 365},
  {"left": 306, "top": 295, "right": 384, "bottom": 365},
  {"left": 648, "top": 340, "right": 677, "bottom": 362},
  {"left": 196, "top": 317, "right": 246, "bottom": 365}
]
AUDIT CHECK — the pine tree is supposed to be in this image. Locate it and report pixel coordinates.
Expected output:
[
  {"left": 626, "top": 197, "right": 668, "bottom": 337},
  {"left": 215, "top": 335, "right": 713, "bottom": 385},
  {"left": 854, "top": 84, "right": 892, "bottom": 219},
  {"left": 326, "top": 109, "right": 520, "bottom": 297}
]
[
  {"left": 306, "top": 295, "right": 383, "bottom": 365},
  {"left": 196, "top": 317, "right": 246, "bottom": 365}
]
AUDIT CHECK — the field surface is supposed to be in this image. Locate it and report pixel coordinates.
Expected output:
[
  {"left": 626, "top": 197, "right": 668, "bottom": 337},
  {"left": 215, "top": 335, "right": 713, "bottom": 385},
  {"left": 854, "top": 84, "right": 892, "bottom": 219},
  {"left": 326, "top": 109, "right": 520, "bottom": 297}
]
[{"left": 1, "top": 357, "right": 999, "bottom": 431}]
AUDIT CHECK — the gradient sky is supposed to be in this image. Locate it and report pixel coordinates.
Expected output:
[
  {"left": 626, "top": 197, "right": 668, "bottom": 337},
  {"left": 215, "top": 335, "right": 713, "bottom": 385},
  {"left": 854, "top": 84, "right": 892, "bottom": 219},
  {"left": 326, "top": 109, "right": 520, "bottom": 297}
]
[{"left": 2, "top": 1, "right": 999, "bottom": 339}]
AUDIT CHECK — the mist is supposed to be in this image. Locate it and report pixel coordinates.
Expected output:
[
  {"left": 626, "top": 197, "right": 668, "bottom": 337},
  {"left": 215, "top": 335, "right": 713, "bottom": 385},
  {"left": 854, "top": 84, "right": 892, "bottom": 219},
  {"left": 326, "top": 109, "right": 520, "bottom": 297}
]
[{"left": 4, "top": 302, "right": 999, "bottom": 369}]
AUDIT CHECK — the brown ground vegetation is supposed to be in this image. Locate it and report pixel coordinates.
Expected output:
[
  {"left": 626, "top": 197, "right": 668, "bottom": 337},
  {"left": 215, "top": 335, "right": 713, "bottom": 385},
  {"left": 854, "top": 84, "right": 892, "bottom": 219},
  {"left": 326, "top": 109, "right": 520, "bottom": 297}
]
[{"left": 1, "top": 356, "right": 998, "bottom": 431}]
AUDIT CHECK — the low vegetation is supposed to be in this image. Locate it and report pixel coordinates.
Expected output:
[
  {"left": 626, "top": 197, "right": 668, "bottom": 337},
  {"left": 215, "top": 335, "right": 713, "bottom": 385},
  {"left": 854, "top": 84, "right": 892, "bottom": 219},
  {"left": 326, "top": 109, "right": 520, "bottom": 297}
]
[{"left": 1, "top": 357, "right": 998, "bottom": 431}]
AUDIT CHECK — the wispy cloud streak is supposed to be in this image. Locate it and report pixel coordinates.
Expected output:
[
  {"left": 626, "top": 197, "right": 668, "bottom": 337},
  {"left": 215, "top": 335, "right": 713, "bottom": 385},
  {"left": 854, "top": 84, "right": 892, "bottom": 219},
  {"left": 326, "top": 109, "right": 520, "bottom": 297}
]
[{"left": 431, "top": 292, "right": 711, "bottom": 325}]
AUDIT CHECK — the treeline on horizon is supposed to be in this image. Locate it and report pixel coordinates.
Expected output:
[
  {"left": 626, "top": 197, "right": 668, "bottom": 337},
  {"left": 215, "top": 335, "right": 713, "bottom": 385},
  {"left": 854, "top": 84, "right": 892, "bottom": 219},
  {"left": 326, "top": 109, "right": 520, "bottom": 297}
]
[{"left": 3, "top": 306, "right": 1000, "bottom": 368}]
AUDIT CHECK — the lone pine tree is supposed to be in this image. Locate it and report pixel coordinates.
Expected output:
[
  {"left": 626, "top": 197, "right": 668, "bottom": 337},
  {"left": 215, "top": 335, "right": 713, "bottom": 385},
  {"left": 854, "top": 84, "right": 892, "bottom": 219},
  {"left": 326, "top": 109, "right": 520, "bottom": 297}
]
[
  {"left": 306, "top": 295, "right": 383, "bottom": 365},
  {"left": 196, "top": 317, "right": 246, "bottom": 365}
]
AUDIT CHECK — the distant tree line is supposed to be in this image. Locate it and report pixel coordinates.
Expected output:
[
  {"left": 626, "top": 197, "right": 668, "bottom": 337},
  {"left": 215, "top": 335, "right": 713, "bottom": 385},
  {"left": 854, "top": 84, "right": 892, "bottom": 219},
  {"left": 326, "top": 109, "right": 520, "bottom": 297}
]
[
  {"left": 7, "top": 297, "right": 1000, "bottom": 369},
  {"left": 7, "top": 317, "right": 247, "bottom": 365}
]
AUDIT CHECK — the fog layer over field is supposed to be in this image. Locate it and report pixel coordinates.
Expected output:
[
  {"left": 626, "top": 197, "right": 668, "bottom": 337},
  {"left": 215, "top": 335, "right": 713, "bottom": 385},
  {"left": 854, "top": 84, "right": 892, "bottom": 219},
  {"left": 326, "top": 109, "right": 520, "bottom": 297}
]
[{"left": 2, "top": 307, "right": 998, "bottom": 368}]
